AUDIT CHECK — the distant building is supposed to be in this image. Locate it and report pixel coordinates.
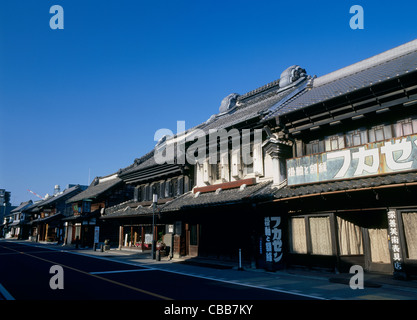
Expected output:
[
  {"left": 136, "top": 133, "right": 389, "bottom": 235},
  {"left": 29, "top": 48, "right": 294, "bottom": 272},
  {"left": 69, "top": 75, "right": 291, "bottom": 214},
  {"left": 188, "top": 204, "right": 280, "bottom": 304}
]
[
  {"left": 65, "top": 173, "right": 133, "bottom": 247},
  {"left": 0, "top": 189, "right": 16, "bottom": 238},
  {"left": 4, "top": 200, "right": 32, "bottom": 239},
  {"left": 27, "top": 184, "right": 88, "bottom": 243},
  {"left": 0, "top": 189, "right": 11, "bottom": 207}
]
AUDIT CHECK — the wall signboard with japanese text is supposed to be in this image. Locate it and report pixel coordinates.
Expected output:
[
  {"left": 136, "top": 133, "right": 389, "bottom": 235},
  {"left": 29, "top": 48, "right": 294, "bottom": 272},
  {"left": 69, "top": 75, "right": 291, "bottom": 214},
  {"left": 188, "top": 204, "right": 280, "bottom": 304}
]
[
  {"left": 263, "top": 216, "right": 284, "bottom": 271},
  {"left": 387, "top": 210, "right": 403, "bottom": 273},
  {"left": 287, "top": 134, "right": 417, "bottom": 186}
]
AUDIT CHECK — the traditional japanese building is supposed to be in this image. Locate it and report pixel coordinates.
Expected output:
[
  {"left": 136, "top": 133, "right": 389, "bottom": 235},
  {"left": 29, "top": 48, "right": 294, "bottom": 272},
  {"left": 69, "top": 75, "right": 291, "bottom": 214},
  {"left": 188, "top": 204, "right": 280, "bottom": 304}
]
[
  {"left": 101, "top": 149, "right": 194, "bottom": 254},
  {"left": 125, "top": 66, "right": 312, "bottom": 262},
  {"left": 4, "top": 200, "right": 32, "bottom": 239},
  {"left": 29, "top": 185, "right": 86, "bottom": 243},
  {"left": 87, "top": 39, "right": 417, "bottom": 279},
  {"left": 25, "top": 199, "right": 47, "bottom": 241},
  {"left": 65, "top": 173, "right": 132, "bottom": 247},
  {"left": 256, "top": 39, "right": 417, "bottom": 277}
]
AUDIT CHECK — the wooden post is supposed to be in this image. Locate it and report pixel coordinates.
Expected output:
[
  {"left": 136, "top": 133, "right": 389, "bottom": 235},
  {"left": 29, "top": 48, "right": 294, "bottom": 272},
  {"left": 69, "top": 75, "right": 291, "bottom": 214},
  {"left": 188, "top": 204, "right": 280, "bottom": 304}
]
[
  {"left": 185, "top": 223, "right": 189, "bottom": 256},
  {"left": 130, "top": 226, "right": 133, "bottom": 247},
  {"left": 119, "top": 226, "right": 123, "bottom": 249},
  {"left": 141, "top": 226, "right": 145, "bottom": 252}
]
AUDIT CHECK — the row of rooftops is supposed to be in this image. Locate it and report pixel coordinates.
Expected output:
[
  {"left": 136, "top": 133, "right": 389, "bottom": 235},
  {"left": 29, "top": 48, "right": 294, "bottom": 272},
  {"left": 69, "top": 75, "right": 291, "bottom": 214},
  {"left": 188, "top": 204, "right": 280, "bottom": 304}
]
[
  {"left": 9, "top": 39, "right": 417, "bottom": 219},
  {"left": 7, "top": 185, "right": 88, "bottom": 217},
  {"left": 121, "top": 38, "right": 417, "bottom": 175},
  {"left": 106, "top": 39, "right": 417, "bottom": 217}
]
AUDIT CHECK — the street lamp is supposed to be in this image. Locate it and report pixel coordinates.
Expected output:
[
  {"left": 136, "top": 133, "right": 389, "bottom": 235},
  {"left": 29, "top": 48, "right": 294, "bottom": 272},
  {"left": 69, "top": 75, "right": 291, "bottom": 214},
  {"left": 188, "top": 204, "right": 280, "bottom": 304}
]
[{"left": 152, "top": 193, "right": 158, "bottom": 260}]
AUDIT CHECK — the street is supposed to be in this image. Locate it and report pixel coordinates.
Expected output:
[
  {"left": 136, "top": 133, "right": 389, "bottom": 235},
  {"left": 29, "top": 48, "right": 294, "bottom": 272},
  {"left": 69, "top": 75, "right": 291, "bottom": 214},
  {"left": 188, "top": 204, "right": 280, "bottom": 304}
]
[
  {"left": 0, "top": 241, "right": 316, "bottom": 301},
  {"left": 2, "top": 240, "right": 417, "bottom": 319}
]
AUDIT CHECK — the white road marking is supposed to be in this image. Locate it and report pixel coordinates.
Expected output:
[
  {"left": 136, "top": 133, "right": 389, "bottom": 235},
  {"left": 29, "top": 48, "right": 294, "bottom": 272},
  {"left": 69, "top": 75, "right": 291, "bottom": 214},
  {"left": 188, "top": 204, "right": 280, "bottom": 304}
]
[
  {"left": 0, "top": 283, "right": 15, "bottom": 300},
  {"left": 8, "top": 241, "right": 327, "bottom": 300},
  {"left": 90, "top": 269, "right": 154, "bottom": 275}
]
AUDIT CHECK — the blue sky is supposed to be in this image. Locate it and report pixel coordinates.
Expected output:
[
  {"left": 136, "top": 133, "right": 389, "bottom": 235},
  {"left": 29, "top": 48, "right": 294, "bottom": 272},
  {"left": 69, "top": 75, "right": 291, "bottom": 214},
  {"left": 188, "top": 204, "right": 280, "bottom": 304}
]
[{"left": 1, "top": 0, "right": 416, "bottom": 205}]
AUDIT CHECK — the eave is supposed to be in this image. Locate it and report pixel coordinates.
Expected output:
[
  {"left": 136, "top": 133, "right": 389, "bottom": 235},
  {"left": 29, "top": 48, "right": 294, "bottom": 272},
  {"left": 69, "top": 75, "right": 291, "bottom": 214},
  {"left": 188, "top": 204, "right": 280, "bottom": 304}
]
[{"left": 276, "top": 71, "right": 417, "bottom": 137}]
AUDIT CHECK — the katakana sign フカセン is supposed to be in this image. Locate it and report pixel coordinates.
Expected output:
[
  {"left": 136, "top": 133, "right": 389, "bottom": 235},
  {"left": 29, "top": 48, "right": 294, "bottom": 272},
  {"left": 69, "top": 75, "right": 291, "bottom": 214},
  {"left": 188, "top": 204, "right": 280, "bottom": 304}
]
[{"left": 287, "top": 134, "right": 417, "bottom": 186}]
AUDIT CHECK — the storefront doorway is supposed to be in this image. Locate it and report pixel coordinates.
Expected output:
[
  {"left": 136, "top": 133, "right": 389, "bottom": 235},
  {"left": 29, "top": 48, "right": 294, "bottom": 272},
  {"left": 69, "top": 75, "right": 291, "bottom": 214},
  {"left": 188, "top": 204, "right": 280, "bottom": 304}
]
[
  {"left": 336, "top": 211, "right": 392, "bottom": 274},
  {"left": 288, "top": 210, "right": 392, "bottom": 273},
  {"left": 364, "top": 211, "right": 392, "bottom": 274},
  {"left": 186, "top": 223, "right": 199, "bottom": 257}
]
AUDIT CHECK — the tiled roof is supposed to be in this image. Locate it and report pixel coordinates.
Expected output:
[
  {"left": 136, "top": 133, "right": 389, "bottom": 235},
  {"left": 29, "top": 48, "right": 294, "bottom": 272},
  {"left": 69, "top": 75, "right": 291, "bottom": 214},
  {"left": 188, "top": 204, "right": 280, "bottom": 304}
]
[
  {"left": 119, "top": 79, "right": 304, "bottom": 176},
  {"left": 265, "top": 39, "right": 417, "bottom": 119},
  {"left": 10, "top": 200, "right": 33, "bottom": 213},
  {"left": 160, "top": 181, "right": 273, "bottom": 212},
  {"left": 30, "top": 212, "right": 63, "bottom": 225},
  {"left": 273, "top": 172, "right": 417, "bottom": 200},
  {"left": 101, "top": 200, "right": 153, "bottom": 219},
  {"left": 119, "top": 150, "right": 156, "bottom": 176},
  {"left": 101, "top": 181, "right": 273, "bottom": 219},
  {"left": 24, "top": 199, "right": 49, "bottom": 214},
  {"left": 67, "top": 175, "right": 123, "bottom": 203},
  {"left": 197, "top": 86, "right": 298, "bottom": 133},
  {"left": 39, "top": 185, "right": 83, "bottom": 207}
]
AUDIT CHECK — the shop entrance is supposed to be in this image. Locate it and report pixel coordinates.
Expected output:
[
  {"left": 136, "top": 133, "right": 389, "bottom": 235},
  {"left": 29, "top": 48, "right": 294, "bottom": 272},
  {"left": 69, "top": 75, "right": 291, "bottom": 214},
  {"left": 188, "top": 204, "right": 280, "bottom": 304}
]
[
  {"left": 336, "top": 211, "right": 392, "bottom": 274},
  {"left": 72, "top": 224, "right": 81, "bottom": 243},
  {"left": 186, "top": 223, "right": 199, "bottom": 257},
  {"left": 364, "top": 212, "right": 392, "bottom": 274}
]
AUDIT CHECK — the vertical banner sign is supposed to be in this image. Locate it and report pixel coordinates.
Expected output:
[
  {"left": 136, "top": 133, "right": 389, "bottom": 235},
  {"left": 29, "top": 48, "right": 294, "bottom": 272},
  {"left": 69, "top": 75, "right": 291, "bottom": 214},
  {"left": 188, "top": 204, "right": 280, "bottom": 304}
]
[
  {"left": 94, "top": 226, "right": 100, "bottom": 244},
  {"left": 264, "top": 216, "right": 283, "bottom": 270},
  {"left": 387, "top": 210, "right": 403, "bottom": 272}
]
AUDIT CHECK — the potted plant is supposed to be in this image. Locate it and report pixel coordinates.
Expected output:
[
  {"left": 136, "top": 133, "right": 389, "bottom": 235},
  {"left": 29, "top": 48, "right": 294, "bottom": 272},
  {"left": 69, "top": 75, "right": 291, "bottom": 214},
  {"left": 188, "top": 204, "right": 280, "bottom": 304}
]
[
  {"left": 104, "top": 239, "right": 111, "bottom": 251},
  {"left": 156, "top": 240, "right": 166, "bottom": 251}
]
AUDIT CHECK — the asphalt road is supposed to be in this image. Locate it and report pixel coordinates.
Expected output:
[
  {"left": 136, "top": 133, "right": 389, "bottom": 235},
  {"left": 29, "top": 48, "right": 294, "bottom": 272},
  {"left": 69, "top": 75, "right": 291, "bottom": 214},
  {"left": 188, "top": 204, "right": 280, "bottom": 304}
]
[{"left": 0, "top": 241, "right": 317, "bottom": 301}]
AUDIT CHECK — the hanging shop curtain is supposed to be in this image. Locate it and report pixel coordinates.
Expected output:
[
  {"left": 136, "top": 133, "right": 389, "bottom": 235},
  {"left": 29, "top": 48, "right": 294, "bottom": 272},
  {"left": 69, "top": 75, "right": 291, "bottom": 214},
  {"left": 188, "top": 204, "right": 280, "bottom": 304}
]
[
  {"left": 337, "top": 216, "right": 364, "bottom": 255},
  {"left": 309, "top": 216, "right": 332, "bottom": 255},
  {"left": 402, "top": 212, "right": 417, "bottom": 260},
  {"left": 368, "top": 228, "right": 390, "bottom": 263},
  {"left": 290, "top": 217, "right": 308, "bottom": 254}
]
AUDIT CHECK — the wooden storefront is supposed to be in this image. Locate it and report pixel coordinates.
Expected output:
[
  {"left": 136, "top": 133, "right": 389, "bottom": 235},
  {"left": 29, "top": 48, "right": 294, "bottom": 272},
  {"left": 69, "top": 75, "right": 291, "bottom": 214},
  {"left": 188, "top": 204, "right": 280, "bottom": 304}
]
[{"left": 261, "top": 173, "right": 417, "bottom": 277}]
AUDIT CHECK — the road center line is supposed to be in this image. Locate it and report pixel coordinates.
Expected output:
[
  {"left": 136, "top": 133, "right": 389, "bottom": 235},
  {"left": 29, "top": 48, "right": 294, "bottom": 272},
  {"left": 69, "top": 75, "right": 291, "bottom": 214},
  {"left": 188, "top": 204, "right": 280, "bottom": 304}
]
[{"left": 0, "top": 244, "right": 172, "bottom": 300}]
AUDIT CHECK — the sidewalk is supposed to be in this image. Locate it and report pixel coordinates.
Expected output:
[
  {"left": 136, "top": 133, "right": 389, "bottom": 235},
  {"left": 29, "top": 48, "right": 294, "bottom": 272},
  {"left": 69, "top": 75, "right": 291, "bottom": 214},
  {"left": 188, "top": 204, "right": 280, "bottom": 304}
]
[{"left": 14, "top": 240, "right": 417, "bottom": 300}]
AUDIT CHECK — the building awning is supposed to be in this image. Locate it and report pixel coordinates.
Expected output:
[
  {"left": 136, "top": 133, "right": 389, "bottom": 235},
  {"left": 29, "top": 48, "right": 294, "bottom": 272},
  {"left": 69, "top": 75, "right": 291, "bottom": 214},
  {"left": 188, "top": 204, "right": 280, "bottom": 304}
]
[
  {"left": 30, "top": 213, "right": 63, "bottom": 225},
  {"left": 102, "top": 180, "right": 272, "bottom": 220},
  {"left": 61, "top": 215, "right": 82, "bottom": 222},
  {"left": 273, "top": 171, "right": 417, "bottom": 201},
  {"left": 159, "top": 180, "right": 272, "bottom": 212},
  {"left": 62, "top": 211, "right": 99, "bottom": 223},
  {"left": 100, "top": 202, "right": 153, "bottom": 220}
]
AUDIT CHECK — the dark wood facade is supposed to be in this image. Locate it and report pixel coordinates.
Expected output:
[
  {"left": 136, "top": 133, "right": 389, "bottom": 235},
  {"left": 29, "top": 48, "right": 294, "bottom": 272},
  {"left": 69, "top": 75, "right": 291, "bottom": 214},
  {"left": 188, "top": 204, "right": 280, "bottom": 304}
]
[
  {"left": 65, "top": 175, "right": 133, "bottom": 247},
  {"left": 258, "top": 42, "right": 417, "bottom": 276},
  {"left": 103, "top": 152, "right": 195, "bottom": 256}
]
